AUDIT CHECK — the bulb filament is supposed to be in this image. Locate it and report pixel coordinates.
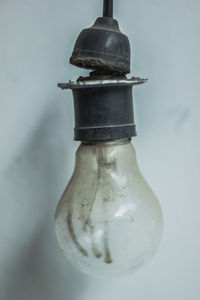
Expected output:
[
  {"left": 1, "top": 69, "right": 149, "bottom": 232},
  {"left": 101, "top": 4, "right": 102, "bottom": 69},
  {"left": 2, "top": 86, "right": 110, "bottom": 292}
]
[{"left": 66, "top": 147, "right": 115, "bottom": 264}]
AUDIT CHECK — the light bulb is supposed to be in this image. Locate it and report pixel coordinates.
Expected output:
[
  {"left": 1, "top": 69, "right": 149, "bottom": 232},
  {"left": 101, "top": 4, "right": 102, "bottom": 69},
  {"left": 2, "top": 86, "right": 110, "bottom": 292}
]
[
  {"left": 56, "top": 0, "right": 163, "bottom": 278},
  {"left": 55, "top": 139, "right": 162, "bottom": 277}
]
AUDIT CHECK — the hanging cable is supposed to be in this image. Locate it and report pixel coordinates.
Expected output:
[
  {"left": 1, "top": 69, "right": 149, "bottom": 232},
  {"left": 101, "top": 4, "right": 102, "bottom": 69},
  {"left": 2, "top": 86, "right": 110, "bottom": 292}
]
[{"left": 103, "top": 0, "right": 113, "bottom": 18}]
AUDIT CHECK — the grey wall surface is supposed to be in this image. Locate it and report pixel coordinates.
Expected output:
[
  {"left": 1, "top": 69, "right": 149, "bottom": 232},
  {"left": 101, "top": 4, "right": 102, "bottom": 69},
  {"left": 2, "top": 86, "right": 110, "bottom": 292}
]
[{"left": 0, "top": 0, "right": 200, "bottom": 299}]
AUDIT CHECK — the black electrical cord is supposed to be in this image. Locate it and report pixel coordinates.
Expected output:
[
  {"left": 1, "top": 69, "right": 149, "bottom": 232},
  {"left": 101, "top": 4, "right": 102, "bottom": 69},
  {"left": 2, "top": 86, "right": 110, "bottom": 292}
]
[{"left": 103, "top": 0, "right": 113, "bottom": 18}]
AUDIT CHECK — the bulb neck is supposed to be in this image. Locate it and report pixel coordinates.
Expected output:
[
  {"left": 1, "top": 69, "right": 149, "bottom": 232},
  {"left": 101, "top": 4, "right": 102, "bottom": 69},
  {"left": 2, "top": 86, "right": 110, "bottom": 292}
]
[
  {"left": 82, "top": 138, "right": 131, "bottom": 146},
  {"left": 58, "top": 77, "right": 147, "bottom": 142}
]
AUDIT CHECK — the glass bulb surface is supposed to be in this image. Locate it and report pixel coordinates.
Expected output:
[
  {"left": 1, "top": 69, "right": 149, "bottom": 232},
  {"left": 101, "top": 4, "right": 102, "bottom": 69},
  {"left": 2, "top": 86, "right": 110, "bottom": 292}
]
[{"left": 55, "top": 139, "right": 163, "bottom": 278}]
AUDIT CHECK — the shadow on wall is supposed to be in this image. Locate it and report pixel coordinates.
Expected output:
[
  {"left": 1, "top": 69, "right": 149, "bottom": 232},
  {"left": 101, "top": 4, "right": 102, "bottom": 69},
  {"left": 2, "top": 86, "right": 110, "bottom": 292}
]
[
  {"left": 4, "top": 221, "right": 87, "bottom": 300},
  {"left": 3, "top": 99, "right": 87, "bottom": 300}
]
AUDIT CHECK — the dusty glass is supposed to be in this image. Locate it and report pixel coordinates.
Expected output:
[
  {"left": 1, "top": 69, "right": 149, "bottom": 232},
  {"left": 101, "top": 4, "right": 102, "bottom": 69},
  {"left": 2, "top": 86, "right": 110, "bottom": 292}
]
[{"left": 55, "top": 139, "right": 163, "bottom": 277}]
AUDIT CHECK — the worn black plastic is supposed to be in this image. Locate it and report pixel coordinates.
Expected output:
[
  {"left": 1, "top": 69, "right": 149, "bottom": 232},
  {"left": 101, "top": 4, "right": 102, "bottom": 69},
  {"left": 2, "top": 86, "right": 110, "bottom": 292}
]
[
  {"left": 70, "top": 17, "right": 131, "bottom": 75},
  {"left": 73, "top": 84, "right": 135, "bottom": 141},
  {"left": 58, "top": 0, "right": 147, "bottom": 142},
  {"left": 58, "top": 76, "right": 143, "bottom": 141}
]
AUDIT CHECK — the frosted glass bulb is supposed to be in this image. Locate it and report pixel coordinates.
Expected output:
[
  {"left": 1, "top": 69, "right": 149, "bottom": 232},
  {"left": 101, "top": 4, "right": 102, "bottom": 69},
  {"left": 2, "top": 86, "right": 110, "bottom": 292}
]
[{"left": 55, "top": 139, "right": 162, "bottom": 277}]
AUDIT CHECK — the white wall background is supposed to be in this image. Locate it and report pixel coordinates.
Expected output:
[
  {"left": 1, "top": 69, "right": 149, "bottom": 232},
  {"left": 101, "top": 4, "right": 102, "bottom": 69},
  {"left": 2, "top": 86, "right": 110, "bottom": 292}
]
[{"left": 0, "top": 0, "right": 200, "bottom": 299}]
